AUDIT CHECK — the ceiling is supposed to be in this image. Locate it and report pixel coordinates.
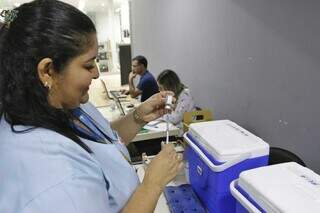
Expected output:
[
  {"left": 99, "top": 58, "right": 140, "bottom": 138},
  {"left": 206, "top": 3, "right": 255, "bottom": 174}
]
[{"left": 0, "top": 0, "right": 125, "bottom": 12}]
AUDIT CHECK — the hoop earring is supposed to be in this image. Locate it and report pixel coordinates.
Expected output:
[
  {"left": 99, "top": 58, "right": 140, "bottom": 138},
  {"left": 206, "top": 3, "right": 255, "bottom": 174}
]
[{"left": 44, "top": 81, "right": 51, "bottom": 90}]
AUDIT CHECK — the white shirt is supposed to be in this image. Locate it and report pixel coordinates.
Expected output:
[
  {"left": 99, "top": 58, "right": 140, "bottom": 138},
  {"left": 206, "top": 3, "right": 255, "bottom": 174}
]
[{"left": 163, "top": 88, "right": 196, "bottom": 134}]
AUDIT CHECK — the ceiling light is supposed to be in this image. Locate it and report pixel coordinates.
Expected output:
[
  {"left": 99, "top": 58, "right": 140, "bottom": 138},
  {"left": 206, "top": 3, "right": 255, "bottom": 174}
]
[{"left": 78, "top": 0, "right": 86, "bottom": 11}]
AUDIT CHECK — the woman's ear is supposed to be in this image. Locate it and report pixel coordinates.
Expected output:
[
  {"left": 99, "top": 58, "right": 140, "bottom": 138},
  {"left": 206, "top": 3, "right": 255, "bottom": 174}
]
[{"left": 37, "top": 58, "right": 54, "bottom": 89}]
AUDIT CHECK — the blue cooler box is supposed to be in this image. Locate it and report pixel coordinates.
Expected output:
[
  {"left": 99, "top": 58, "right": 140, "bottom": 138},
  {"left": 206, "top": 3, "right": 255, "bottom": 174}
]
[
  {"left": 184, "top": 120, "right": 269, "bottom": 213},
  {"left": 230, "top": 162, "right": 320, "bottom": 213}
]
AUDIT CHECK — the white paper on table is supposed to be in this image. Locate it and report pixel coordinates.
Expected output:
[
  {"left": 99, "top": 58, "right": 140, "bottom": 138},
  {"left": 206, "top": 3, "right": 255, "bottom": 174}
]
[
  {"left": 144, "top": 121, "right": 174, "bottom": 132},
  {"left": 146, "top": 119, "right": 163, "bottom": 126}
]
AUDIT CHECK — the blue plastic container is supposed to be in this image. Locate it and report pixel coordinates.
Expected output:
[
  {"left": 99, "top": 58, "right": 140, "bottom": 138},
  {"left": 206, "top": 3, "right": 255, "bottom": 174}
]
[
  {"left": 184, "top": 120, "right": 269, "bottom": 213},
  {"left": 164, "top": 184, "right": 206, "bottom": 213},
  {"left": 231, "top": 182, "right": 265, "bottom": 213},
  {"left": 230, "top": 162, "right": 320, "bottom": 213}
]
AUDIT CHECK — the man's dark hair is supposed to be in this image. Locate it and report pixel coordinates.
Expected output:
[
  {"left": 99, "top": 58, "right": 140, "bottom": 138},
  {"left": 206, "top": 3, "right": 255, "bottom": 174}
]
[{"left": 132, "top": 55, "right": 148, "bottom": 68}]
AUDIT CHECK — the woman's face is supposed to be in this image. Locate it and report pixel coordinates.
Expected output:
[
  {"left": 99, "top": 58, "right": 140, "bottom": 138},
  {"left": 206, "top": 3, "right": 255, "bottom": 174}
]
[{"left": 49, "top": 34, "right": 99, "bottom": 109}]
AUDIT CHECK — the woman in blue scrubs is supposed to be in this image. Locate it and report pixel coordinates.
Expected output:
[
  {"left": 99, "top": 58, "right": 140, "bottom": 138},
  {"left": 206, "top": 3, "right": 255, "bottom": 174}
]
[{"left": 0, "top": 1, "right": 183, "bottom": 212}]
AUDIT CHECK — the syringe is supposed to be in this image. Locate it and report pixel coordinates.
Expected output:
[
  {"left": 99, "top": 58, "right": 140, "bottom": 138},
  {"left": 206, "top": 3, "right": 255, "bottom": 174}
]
[{"left": 165, "top": 95, "right": 173, "bottom": 144}]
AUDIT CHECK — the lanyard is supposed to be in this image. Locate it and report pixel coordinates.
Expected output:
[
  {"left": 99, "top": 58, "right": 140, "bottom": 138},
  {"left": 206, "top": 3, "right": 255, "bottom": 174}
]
[
  {"left": 71, "top": 108, "right": 133, "bottom": 164},
  {"left": 72, "top": 108, "right": 116, "bottom": 144}
]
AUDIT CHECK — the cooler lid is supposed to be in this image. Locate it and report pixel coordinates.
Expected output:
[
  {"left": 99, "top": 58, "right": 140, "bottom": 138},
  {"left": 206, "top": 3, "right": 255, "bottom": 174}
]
[
  {"left": 238, "top": 162, "right": 320, "bottom": 213},
  {"left": 188, "top": 120, "right": 269, "bottom": 162}
]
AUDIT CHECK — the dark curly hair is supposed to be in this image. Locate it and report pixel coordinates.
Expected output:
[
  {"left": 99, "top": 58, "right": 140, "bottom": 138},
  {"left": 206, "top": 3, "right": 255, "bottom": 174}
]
[{"left": 0, "top": 0, "right": 97, "bottom": 152}]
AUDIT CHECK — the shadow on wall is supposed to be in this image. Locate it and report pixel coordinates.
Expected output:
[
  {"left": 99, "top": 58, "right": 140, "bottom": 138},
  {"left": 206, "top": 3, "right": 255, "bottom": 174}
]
[
  {"left": 0, "top": 22, "right": 3, "bottom": 112},
  {"left": 231, "top": 0, "right": 320, "bottom": 64}
]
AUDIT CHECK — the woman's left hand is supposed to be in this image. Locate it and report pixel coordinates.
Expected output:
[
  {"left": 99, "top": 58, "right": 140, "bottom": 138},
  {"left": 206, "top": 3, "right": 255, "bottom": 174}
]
[{"left": 136, "top": 91, "right": 175, "bottom": 122}]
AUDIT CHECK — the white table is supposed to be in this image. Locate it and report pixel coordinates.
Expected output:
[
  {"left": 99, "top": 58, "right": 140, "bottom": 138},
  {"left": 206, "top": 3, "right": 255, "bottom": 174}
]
[
  {"left": 98, "top": 105, "right": 180, "bottom": 142},
  {"left": 97, "top": 101, "right": 132, "bottom": 121}
]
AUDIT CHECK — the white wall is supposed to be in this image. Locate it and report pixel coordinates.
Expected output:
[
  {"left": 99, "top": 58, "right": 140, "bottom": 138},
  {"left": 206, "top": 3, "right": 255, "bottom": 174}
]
[
  {"left": 95, "top": 0, "right": 131, "bottom": 72},
  {"left": 131, "top": 0, "right": 320, "bottom": 173},
  {"left": 95, "top": 3, "right": 119, "bottom": 72},
  {"left": 120, "top": 1, "right": 130, "bottom": 44}
]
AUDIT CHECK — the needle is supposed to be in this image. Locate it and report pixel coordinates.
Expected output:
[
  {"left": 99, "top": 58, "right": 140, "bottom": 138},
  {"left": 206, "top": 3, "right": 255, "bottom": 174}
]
[
  {"left": 166, "top": 118, "right": 169, "bottom": 144},
  {"left": 164, "top": 95, "right": 173, "bottom": 144}
]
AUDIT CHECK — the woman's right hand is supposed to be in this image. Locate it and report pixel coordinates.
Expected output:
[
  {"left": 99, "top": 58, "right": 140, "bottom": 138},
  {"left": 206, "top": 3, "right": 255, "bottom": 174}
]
[{"left": 142, "top": 144, "right": 184, "bottom": 190}]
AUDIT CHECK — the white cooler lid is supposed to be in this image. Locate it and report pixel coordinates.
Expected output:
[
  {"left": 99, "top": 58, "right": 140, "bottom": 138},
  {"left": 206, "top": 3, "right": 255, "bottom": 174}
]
[
  {"left": 238, "top": 162, "right": 320, "bottom": 213},
  {"left": 188, "top": 120, "right": 269, "bottom": 162}
]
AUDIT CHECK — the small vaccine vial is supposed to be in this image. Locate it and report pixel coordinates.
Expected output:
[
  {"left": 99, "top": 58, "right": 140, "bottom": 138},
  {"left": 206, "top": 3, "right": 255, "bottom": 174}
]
[{"left": 165, "top": 95, "right": 173, "bottom": 110}]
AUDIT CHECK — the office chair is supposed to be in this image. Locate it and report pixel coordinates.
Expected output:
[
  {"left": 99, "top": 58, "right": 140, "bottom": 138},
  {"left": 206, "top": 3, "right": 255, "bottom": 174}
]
[
  {"left": 268, "top": 147, "right": 306, "bottom": 167},
  {"left": 182, "top": 109, "right": 213, "bottom": 132}
]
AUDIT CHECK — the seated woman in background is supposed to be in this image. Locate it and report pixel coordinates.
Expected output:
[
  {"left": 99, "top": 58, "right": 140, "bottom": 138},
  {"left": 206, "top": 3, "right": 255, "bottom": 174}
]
[{"left": 157, "top": 69, "right": 196, "bottom": 132}]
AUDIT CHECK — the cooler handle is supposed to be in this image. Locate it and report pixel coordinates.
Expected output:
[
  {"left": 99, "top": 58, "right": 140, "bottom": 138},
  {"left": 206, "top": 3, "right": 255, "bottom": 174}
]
[
  {"left": 184, "top": 133, "right": 251, "bottom": 172},
  {"left": 230, "top": 180, "right": 261, "bottom": 213}
]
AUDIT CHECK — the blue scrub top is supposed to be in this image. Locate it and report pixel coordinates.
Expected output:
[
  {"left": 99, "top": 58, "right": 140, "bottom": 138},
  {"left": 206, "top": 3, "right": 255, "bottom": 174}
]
[{"left": 0, "top": 102, "right": 140, "bottom": 213}]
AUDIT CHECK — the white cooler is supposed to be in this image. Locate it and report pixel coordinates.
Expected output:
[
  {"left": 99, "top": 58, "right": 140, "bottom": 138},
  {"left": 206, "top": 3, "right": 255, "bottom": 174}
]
[
  {"left": 184, "top": 120, "right": 269, "bottom": 212},
  {"left": 230, "top": 162, "right": 320, "bottom": 213}
]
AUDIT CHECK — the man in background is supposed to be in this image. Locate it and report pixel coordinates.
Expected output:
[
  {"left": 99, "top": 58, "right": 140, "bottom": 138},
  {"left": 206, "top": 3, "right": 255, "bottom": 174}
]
[{"left": 126, "top": 55, "right": 159, "bottom": 102}]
